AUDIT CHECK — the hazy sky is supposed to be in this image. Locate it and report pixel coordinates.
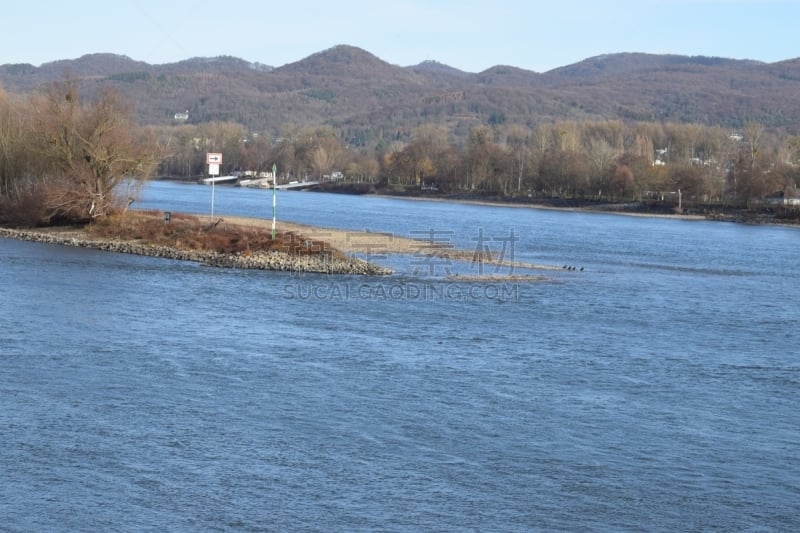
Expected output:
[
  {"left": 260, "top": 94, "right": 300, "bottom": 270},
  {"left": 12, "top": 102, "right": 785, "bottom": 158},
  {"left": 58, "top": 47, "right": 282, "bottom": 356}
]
[{"left": 3, "top": 0, "right": 798, "bottom": 72}]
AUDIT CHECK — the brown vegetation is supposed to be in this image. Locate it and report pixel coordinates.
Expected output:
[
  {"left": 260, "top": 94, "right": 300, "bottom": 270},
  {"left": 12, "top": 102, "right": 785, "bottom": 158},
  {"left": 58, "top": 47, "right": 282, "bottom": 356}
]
[
  {"left": 157, "top": 118, "right": 800, "bottom": 209},
  {"left": 3, "top": 47, "right": 800, "bottom": 144},
  {"left": 3, "top": 48, "right": 800, "bottom": 224},
  {"left": 85, "top": 210, "right": 344, "bottom": 258},
  {"left": 0, "top": 80, "right": 160, "bottom": 226}
]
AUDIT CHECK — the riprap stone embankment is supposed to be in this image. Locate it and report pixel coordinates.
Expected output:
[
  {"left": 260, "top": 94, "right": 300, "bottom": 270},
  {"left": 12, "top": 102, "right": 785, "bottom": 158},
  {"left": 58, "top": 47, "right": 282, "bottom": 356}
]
[{"left": 0, "top": 228, "right": 392, "bottom": 275}]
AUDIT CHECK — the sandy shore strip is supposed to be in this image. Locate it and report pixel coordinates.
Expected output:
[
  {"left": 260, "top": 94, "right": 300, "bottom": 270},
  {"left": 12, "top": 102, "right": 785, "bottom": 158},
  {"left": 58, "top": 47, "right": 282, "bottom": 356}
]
[
  {"left": 223, "top": 216, "right": 425, "bottom": 255},
  {"left": 222, "top": 215, "right": 562, "bottom": 272},
  {"left": 1, "top": 213, "right": 563, "bottom": 277},
  {"left": 372, "top": 194, "right": 707, "bottom": 220}
]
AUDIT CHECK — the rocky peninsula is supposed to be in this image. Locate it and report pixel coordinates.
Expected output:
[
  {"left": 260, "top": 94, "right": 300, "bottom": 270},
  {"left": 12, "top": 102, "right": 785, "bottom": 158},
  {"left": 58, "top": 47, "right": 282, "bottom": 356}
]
[
  {"left": 0, "top": 222, "right": 392, "bottom": 276},
  {"left": 1, "top": 212, "right": 560, "bottom": 279}
]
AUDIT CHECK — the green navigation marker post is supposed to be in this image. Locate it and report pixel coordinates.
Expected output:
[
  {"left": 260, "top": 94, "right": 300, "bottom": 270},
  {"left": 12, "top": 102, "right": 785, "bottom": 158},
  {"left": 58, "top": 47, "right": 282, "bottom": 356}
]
[{"left": 271, "top": 163, "right": 277, "bottom": 239}]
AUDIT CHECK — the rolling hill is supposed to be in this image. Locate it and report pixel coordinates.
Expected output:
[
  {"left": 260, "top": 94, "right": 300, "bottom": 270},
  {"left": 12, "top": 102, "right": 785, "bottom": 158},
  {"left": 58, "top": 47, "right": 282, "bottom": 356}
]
[{"left": 2, "top": 45, "right": 799, "bottom": 144}]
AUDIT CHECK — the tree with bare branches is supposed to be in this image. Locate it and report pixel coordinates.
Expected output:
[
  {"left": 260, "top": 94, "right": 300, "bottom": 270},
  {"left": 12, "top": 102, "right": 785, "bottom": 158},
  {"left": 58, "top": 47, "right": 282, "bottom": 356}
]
[{"left": 31, "top": 80, "right": 160, "bottom": 222}]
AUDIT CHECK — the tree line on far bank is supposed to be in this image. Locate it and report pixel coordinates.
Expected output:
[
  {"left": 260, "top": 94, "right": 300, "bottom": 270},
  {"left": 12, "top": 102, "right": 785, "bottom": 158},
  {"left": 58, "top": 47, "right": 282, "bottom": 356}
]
[
  {"left": 3, "top": 81, "right": 800, "bottom": 227},
  {"left": 159, "top": 118, "right": 800, "bottom": 209}
]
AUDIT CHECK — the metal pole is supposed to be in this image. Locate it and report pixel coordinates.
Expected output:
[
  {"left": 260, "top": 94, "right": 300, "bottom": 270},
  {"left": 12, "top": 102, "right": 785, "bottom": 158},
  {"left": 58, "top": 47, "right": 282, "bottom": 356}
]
[
  {"left": 211, "top": 178, "right": 215, "bottom": 219},
  {"left": 271, "top": 163, "right": 277, "bottom": 239}
]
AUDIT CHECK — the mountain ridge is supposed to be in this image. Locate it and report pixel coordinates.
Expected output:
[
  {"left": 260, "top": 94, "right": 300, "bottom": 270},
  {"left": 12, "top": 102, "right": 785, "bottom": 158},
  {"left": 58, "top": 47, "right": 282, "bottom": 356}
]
[{"left": 2, "top": 45, "right": 799, "bottom": 142}]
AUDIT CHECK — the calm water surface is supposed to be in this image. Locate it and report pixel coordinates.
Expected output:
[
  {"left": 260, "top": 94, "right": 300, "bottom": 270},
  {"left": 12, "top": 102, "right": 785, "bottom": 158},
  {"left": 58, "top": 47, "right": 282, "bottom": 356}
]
[{"left": 1, "top": 181, "right": 798, "bottom": 531}]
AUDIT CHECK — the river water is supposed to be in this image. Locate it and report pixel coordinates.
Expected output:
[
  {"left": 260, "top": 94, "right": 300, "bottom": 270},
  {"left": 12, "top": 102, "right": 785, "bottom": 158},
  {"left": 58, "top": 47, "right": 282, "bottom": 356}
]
[{"left": 2, "top": 181, "right": 798, "bottom": 531}]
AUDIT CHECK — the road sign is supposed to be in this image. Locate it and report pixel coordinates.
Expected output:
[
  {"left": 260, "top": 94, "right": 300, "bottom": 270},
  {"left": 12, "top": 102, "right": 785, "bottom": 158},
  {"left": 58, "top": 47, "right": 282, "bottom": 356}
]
[{"left": 207, "top": 153, "right": 222, "bottom": 218}]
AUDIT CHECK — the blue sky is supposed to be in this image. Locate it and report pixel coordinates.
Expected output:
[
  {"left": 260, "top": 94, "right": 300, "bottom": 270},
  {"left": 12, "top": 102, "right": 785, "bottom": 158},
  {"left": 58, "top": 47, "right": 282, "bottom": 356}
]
[{"left": 3, "top": 0, "right": 798, "bottom": 72}]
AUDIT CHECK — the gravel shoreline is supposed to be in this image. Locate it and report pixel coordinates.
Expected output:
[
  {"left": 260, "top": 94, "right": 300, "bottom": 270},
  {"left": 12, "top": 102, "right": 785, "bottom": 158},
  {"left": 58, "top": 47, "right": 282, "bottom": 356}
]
[{"left": 0, "top": 227, "right": 392, "bottom": 275}]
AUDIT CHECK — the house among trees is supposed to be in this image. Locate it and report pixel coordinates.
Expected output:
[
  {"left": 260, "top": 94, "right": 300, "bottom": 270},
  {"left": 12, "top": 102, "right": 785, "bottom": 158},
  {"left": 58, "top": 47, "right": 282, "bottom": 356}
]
[{"left": 174, "top": 110, "right": 189, "bottom": 121}]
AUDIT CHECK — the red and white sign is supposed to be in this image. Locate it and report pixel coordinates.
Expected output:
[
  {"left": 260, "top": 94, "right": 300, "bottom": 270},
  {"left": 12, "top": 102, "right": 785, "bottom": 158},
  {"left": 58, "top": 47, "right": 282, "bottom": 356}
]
[{"left": 206, "top": 152, "right": 223, "bottom": 165}]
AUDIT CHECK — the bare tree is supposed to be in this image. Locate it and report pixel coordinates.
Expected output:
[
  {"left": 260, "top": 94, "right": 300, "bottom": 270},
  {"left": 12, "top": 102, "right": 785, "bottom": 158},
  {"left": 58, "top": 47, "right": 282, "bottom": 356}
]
[
  {"left": 0, "top": 88, "right": 32, "bottom": 201},
  {"left": 532, "top": 123, "right": 554, "bottom": 159},
  {"left": 743, "top": 121, "right": 764, "bottom": 168},
  {"left": 505, "top": 125, "right": 531, "bottom": 193},
  {"left": 465, "top": 126, "right": 493, "bottom": 190},
  {"left": 586, "top": 137, "right": 617, "bottom": 195},
  {"left": 32, "top": 80, "right": 161, "bottom": 222},
  {"left": 609, "top": 164, "right": 635, "bottom": 199},
  {"left": 310, "top": 144, "right": 336, "bottom": 179}
]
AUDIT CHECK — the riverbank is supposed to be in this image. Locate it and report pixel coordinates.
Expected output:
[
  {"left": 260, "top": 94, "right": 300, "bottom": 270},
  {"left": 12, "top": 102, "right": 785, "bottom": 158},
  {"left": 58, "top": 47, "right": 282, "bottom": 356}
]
[
  {"left": 372, "top": 194, "right": 710, "bottom": 221},
  {"left": 309, "top": 182, "right": 800, "bottom": 225},
  {"left": 1, "top": 210, "right": 563, "bottom": 279},
  {"left": 258, "top": 218, "right": 563, "bottom": 273},
  {"left": 0, "top": 222, "right": 392, "bottom": 276}
]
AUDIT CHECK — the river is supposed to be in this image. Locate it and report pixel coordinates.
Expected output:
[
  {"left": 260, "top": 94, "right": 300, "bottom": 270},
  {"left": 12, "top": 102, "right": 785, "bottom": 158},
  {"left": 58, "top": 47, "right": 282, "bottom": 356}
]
[{"left": 1, "top": 181, "right": 798, "bottom": 531}]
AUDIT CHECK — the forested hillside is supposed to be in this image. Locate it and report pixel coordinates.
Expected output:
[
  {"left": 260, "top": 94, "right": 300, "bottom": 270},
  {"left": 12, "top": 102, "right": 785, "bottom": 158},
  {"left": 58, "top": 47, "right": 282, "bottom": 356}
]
[
  {"left": 3, "top": 45, "right": 800, "bottom": 144},
  {"left": 3, "top": 46, "right": 800, "bottom": 217}
]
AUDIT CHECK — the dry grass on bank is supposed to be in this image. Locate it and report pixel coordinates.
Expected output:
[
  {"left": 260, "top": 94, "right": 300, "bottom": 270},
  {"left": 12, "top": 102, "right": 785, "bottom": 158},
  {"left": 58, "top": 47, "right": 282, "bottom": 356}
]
[{"left": 85, "top": 210, "right": 344, "bottom": 258}]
